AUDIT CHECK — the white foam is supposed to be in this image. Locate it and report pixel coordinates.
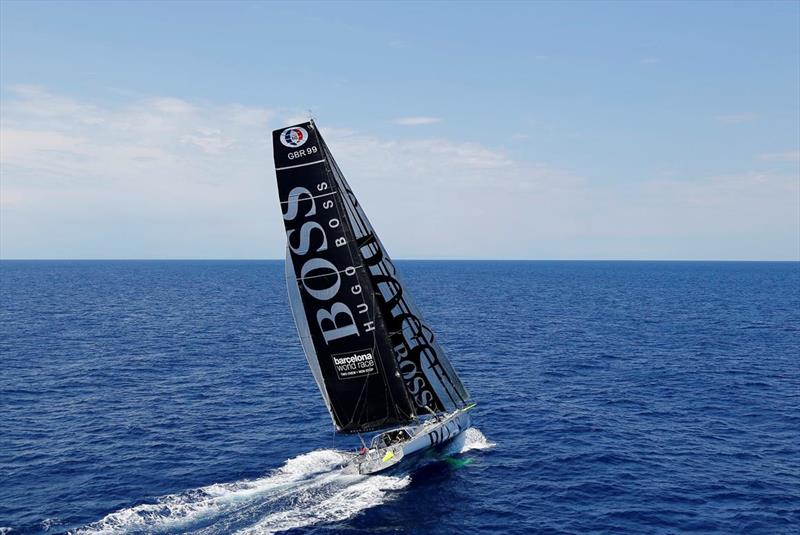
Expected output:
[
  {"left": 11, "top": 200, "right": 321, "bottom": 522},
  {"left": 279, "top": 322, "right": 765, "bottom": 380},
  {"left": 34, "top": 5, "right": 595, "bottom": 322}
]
[
  {"left": 235, "top": 474, "right": 410, "bottom": 535},
  {"left": 459, "top": 427, "right": 496, "bottom": 452},
  {"left": 72, "top": 449, "right": 350, "bottom": 535},
  {"left": 41, "top": 518, "right": 64, "bottom": 531},
  {"left": 73, "top": 428, "right": 493, "bottom": 535},
  {"left": 441, "top": 427, "right": 496, "bottom": 456}
]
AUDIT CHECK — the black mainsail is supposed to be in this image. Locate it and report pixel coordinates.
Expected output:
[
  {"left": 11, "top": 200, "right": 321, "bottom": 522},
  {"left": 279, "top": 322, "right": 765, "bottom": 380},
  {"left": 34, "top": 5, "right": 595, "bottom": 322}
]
[{"left": 273, "top": 121, "right": 470, "bottom": 434}]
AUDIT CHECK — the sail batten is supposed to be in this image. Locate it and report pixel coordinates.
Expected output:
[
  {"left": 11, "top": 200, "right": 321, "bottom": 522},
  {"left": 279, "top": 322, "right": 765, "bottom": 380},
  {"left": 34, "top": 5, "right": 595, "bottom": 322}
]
[
  {"left": 273, "top": 121, "right": 469, "bottom": 434},
  {"left": 275, "top": 159, "right": 327, "bottom": 171}
]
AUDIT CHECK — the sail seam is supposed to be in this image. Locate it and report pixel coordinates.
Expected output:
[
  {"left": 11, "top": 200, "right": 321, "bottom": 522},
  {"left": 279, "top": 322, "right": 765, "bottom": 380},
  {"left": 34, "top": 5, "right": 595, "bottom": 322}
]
[{"left": 276, "top": 159, "right": 326, "bottom": 171}]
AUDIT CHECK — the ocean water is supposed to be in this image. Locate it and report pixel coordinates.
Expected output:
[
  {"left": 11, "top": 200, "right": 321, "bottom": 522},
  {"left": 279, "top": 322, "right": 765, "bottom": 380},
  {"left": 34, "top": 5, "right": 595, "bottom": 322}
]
[{"left": 1, "top": 260, "right": 798, "bottom": 534}]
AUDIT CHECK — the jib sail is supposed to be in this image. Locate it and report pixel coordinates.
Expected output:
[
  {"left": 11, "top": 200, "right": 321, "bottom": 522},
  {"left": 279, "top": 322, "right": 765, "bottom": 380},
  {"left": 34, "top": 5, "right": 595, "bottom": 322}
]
[
  {"left": 273, "top": 121, "right": 470, "bottom": 433},
  {"left": 317, "top": 133, "right": 471, "bottom": 414}
]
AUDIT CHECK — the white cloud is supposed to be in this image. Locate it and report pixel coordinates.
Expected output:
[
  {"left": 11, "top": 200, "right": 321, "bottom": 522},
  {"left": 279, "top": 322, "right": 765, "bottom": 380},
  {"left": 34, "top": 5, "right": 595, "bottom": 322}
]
[
  {"left": 716, "top": 112, "right": 760, "bottom": 124},
  {"left": 227, "top": 105, "right": 274, "bottom": 126},
  {"left": 0, "top": 128, "right": 85, "bottom": 161},
  {"left": 1, "top": 87, "right": 797, "bottom": 260},
  {"left": 321, "top": 130, "right": 798, "bottom": 260},
  {"left": 148, "top": 97, "right": 196, "bottom": 114},
  {"left": 4, "top": 84, "right": 105, "bottom": 125},
  {"left": 759, "top": 150, "right": 800, "bottom": 163},
  {"left": 182, "top": 128, "right": 235, "bottom": 154},
  {"left": 392, "top": 116, "right": 442, "bottom": 126},
  {"left": 0, "top": 87, "right": 276, "bottom": 258},
  {"left": 282, "top": 114, "right": 312, "bottom": 126}
]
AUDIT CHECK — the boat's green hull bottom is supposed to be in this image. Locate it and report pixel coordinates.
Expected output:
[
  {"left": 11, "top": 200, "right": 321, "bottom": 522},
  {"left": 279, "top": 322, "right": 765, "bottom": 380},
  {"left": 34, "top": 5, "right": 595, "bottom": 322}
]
[{"left": 345, "top": 406, "right": 474, "bottom": 475}]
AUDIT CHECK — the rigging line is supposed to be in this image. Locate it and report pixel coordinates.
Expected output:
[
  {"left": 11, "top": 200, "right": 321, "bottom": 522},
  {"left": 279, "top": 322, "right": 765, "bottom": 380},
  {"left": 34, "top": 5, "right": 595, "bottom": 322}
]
[
  {"left": 420, "top": 349, "right": 463, "bottom": 407},
  {"left": 278, "top": 191, "right": 336, "bottom": 205},
  {"left": 347, "top": 372, "right": 372, "bottom": 431},
  {"left": 369, "top": 260, "right": 465, "bottom": 401},
  {"left": 317, "top": 143, "right": 378, "bottom": 340},
  {"left": 368, "top": 267, "right": 464, "bottom": 407},
  {"left": 319, "top": 139, "right": 468, "bottom": 410},
  {"left": 337, "top": 183, "right": 370, "bottom": 235},
  {"left": 328, "top": 157, "right": 368, "bottom": 238},
  {"left": 374, "top": 279, "right": 415, "bottom": 422},
  {"left": 338, "top": 182, "right": 368, "bottom": 238},
  {"left": 327, "top": 148, "right": 361, "bottom": 215},
  {"left": 317, "top": 135, "right": 422, "bottom": 421},
  {"left": 320, "top": 138, "right": 370, "bottom": 238},
  {"left": 339, "top": 188, "right": 368, "bottom": 238},
  {"left": 340, "top": 194, "right": 369, "bottom": 239},
  {"left": 371, "top": 281, "right": 404, "bottom": 422},
  {"left": 364, "top": 269, "right": 456, "bottom": 411},
  {"left": 366, "top": 275, "right": 393, "bottom": 422},
  {"left": 275, "top": 159, "right": 326, "bottom": 171}
]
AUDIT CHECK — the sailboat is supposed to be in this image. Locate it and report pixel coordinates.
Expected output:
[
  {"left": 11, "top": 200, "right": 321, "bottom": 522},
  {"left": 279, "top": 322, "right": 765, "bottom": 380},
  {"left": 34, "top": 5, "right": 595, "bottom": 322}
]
[{"left": 272, "top": 120, "right": 475, "bottom": 475}]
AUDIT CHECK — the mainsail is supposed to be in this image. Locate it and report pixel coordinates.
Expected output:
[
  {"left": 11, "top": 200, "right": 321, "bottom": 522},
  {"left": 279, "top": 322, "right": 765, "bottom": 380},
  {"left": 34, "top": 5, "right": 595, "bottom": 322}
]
[{"left": 273, "top": 121, "right": 470, "bottom": 434}]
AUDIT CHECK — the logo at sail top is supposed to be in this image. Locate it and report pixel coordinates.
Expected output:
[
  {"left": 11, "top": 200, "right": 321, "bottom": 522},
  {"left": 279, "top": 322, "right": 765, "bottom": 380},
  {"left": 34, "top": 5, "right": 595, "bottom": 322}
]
[{"left": 280, "top": 127, "right": 309, "bottom": 148}]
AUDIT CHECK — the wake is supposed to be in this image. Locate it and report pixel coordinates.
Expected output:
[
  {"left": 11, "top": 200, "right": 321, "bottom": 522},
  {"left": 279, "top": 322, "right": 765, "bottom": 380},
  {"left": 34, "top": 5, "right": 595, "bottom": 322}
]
[{"left": 73, "top": 428, "right": 494, "bottom": 535}]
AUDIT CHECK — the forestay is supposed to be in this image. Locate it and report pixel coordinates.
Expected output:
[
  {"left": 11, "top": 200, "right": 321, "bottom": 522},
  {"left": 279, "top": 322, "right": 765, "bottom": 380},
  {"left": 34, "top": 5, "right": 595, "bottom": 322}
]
[{"left": 273, "top": 121, "right": 470, "bottom": 434}]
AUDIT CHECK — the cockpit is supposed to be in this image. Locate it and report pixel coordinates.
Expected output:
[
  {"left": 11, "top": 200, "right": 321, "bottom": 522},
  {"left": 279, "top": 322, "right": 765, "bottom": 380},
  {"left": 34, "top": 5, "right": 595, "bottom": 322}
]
[{"left": 370, "top": 428, "right": 412, "bottom": 449}]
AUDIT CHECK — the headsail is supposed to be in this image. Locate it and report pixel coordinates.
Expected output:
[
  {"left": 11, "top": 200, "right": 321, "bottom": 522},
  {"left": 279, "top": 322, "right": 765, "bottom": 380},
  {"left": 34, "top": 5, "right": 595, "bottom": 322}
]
[
  {"left": 318, "top": 135, "right": 471, "bottom": 413},
  {"left": 273, "top": 121, "right": 470, "bottom": 433}
]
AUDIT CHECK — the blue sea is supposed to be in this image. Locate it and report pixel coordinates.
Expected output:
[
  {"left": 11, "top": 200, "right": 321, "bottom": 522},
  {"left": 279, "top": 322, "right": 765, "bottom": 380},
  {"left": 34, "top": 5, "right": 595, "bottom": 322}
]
[{"left": 1, "top": 260, "right": 798, "bottom": 534}]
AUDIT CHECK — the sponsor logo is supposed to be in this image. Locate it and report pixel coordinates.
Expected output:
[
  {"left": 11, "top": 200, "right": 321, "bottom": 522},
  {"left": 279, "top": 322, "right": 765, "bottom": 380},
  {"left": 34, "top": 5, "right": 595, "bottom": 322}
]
[
  {"left": 428, "top": 415, "right": 465, "bottom": 446},
  {"left": 359, "top": 234, "right": 444, "bottom": 411},
  {"left": 332, "top": 349, "right": 378, "bottom": 379},
  {"left": 282, "top": 179, "right": 370, "bottom": 365},
  {"left": 280, "top": 126, "right": 309, "bottom": 148}
]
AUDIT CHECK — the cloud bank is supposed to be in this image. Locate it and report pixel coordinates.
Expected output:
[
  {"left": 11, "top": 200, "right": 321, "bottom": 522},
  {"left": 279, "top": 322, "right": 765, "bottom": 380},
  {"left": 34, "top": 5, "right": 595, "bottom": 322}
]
[
  {"left": 1, "top": 87, "right": 797, "bottom": 259},
  {"left": 392, "top": 116, "right": 442, "bottom": 126}
]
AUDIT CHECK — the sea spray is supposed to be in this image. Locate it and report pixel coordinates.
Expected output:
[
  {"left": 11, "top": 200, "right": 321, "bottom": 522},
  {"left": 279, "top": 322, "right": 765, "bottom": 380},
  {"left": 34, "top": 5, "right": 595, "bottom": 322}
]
[
  {"left": 234, "top": 475, "right": 411, "bottom": 535},
  {"left": 73, "top": 428, "right": 492, "bottom": 534},
  {"left": 459, "top": 427, "right": 497, "bottom": 452},
  {"left": 72, "top": 449, "right": 351, "bottom": 534}
]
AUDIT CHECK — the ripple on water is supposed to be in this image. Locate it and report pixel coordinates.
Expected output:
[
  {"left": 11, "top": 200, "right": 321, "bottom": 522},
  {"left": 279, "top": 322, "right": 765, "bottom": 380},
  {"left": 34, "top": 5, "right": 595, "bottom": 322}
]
[{"left": 1, "top": 260, "right": 798, "bottom": 534}]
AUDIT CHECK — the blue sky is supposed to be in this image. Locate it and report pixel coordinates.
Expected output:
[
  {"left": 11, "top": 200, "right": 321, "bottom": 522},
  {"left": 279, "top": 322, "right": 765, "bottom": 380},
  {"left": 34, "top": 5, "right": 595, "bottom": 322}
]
[{"left": 1, "top": 0, "right": 798, "bottom": 259}]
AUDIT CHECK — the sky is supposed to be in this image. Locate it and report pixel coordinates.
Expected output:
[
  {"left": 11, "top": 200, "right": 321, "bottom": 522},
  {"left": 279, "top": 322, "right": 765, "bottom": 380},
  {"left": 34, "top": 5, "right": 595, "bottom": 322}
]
[{"left": 1, "top": 0, "right": 798, "bottom": 260}]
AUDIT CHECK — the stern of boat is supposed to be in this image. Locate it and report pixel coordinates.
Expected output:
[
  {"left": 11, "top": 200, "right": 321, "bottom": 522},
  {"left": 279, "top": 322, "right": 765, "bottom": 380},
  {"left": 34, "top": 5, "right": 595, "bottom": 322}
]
[{"left": 353, "top": 444, "right": 405, "bottom": 475}]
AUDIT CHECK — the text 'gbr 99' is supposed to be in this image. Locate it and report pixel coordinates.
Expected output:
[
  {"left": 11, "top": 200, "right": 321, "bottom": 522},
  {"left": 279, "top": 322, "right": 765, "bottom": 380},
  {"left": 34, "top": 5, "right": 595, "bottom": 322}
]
[{"left": 272, "top": 120, "right": 475, "bottom": 475}]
